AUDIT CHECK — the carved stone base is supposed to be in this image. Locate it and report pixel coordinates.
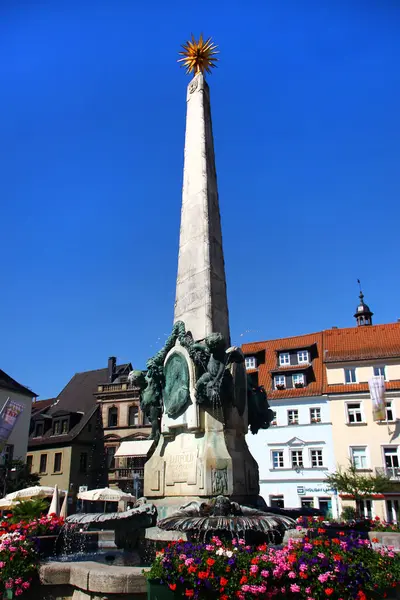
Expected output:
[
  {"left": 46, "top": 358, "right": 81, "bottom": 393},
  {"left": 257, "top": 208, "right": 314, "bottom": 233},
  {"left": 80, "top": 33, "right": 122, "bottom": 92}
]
[{"left": 143, "top": 425, "right": 259, "bottom": 501}]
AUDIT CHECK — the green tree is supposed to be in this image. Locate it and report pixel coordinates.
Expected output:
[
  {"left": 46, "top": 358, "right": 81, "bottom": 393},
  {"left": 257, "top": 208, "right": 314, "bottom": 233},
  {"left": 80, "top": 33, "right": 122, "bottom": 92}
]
[
  {"left": 0, "top": 460, "right": 40, "bottom": 496},
  {"left": 326, "top": 463, "right": 394, "bottom": 518},
  {"left": 10, "top": 498, "right": 49, "bottom": 522}
]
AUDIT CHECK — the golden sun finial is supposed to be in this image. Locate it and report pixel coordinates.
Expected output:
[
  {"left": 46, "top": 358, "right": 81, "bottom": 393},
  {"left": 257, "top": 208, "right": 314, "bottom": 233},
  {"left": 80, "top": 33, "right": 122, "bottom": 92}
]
[{"left": 178, "top": 34, "right": 219, "bottom": 76}]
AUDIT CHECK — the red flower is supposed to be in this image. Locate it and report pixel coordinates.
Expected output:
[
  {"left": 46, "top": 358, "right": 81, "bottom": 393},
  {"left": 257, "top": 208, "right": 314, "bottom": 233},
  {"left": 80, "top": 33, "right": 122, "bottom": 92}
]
[
  {"left": 325, "top": 589, "right": 334, "bottom": 596},
  {"left": 318, "top": 528, "right": 326, "bottom": 534},
  {"left": 357, "top": 592, "right": 367, "bottom": 600},
  {"left": 240, "top": 576, "right": 248, "bottom": 585},
  {"left": 221, "top": 596, "right": 228, "bottom": 600},
  {"left": 220, "top": 577, "right": 229, "bottom": 586},
  {"left": 251, "top": 558, "right": 259, "bottom": 565},
  {"left": 206, "top": 558, "right": 215, "bottom": 566},
  {"left": 188, "top": 565, "right": 197, "bottom": 574},
  {"left": 185, "top": 590, "right": 194, "bottom": 597},
  {"left": 339, "top": 531, "right": 345, "bottom": 536},
  {"left": 198, "top": 572, "right": 208, "bottom": 579},
  {"left": 169, "top": 584, "right": 177, "bottom": 591}
]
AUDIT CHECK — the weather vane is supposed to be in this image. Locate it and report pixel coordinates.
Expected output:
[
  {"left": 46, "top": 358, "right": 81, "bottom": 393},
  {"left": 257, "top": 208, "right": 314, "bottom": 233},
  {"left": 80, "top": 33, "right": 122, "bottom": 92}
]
[{"left": 178, "top": 34, "right": 219, "bottom": 76}]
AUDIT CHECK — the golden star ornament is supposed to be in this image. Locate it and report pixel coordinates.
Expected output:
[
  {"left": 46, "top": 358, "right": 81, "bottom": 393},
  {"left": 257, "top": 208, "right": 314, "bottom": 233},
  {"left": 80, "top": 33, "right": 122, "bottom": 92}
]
[{"left": 178, "top": 34, "right": 219, "bottom": 76}]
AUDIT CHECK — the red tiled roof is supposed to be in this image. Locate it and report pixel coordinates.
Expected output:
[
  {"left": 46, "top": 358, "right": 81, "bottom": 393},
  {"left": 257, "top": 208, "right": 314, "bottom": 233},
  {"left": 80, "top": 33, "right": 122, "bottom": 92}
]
[
  {"left": 243, "top": 322, "right": 400, "bottom": 399},
  {"left": 270, "top": 363, "right": 312, "bottom": 373},
  {"left": 323, "top": 323, "right": 400, "bottom": 363},
  {"left": 243, "top": 332, "right": 324, "bottom": 400},
  {"left": 31, "top": 398, "right": 56, "bottom": 415}
]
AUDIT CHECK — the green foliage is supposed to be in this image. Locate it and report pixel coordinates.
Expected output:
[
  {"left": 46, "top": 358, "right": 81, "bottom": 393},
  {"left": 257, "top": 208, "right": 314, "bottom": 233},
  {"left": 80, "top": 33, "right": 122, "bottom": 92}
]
[
  {"left": 341, "top": 505, "right": 357, "bottom": 521},
  {"left": 10, "top": 499, "right": 49, "bottom": 523},
  {"left": 326, "top": 463, "right": 392, "bottom": 499},
  {"left": 0, "top": 460, "right": 40, "bottom": 495}
]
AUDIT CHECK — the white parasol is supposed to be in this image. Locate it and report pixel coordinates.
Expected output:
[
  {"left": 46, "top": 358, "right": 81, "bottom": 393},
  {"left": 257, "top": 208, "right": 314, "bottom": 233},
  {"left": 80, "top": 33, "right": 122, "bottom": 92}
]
[
  {"left": 77, "top": 487, "right": 135, "bottom": 502},
  {"left": 47, "top": 484, "right": 60, "bottom": 516},
  {"left": 6, "top": 486, "right": 66, "bottom": 501},
  {"left": 59, "top": 493, "right": 68, "bottom": 518}
]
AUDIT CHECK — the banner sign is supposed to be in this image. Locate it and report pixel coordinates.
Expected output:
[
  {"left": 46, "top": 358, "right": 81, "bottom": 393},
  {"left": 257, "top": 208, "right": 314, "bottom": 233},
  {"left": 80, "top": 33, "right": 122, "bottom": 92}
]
[
  {"left": 0, "top": 398, "right": 25, "bottom": 454},
  {"left": 369, "top": 376, "right": 386, "bottom": 422}
]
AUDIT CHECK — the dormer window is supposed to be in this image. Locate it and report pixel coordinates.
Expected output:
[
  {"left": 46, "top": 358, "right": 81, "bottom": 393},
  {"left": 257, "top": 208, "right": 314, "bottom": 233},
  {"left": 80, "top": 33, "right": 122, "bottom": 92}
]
[
  {"left": 274, "top": 375, "right": 286, "bottom": 389},
  {"left": 297, "top": 350, "right": 309, "bottom": 364},
  {"left": 53, "top": 421, "right": 61, "bottom": 436},
  {"left": 61, "top": 419, "right": 69, "bottom": 434},
  {"left": 245, "top": 356, "right": 257, "bottom": 370},
  {"left": 34, "top": 422, "right": 44, "bottom": 437},
  {"left": 279, "top": 352, "right": 290, "bottom": 366}
]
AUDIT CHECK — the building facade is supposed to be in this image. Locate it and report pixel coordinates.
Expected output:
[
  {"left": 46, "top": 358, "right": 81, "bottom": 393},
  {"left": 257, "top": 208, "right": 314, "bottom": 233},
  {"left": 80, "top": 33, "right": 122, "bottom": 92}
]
[
  {"left": 324, "top": 319, "right": 400, "bottom": 521},
  {"left": 27, "top": 367, "right": 108, "bottom": 512},
  {"left": 244, "top": 332, "right": 338, "bottom": 517},
  {"left": 0, "top": 369, "right": 37, "bottom": 467},
  {"left": 244, "top": 293, "right": 400, "bottom": 521},
  {"left": 95, "top": 357, "right": 152, "bottom": 497}
]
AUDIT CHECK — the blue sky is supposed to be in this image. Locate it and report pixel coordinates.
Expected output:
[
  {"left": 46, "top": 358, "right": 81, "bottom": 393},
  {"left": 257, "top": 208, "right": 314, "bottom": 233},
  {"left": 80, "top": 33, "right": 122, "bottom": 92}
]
[{"left": 1, "top": 0, "right": 399, "bottom": 398}]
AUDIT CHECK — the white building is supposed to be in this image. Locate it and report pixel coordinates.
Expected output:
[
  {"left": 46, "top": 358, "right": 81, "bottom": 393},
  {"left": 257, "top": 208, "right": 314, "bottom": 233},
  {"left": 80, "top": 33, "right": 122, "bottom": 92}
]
[
  {"left": 243, "top": 331, "right": 338, "bottom": 518},
  {"left": 0, "top": 369, "right": 36, "bottom": 464},
  {"left": 247, "top": 395, "right": 338, "bottom": 517}
]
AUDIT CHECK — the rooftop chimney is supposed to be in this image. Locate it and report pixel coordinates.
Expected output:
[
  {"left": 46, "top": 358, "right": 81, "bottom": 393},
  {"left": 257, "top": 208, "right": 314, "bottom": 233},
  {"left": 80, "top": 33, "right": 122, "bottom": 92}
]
[
  {"left": 108, "top": 357, "right": 116, "bottom": 383},
  {"left": 332, "top": 326, "right": 338, "bottom": 329}
]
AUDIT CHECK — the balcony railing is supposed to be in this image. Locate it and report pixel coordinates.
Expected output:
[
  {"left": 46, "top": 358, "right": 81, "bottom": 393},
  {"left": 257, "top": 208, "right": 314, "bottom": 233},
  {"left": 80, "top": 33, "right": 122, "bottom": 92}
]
[
  {"left": 109, "top": 468, "right": 145, "bottom": 480},
  {"left": 376, "top": 467, "right": 400, "bottom": 480}
]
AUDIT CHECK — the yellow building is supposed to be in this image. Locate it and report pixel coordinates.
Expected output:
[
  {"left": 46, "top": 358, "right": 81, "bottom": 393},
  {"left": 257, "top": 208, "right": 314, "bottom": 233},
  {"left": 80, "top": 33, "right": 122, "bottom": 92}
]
[
  {"left": 324, "top": 299, "right": 400, "bottom": 521},
  {"left": 27, "top": 368, "right": 108, "bottom": 513}
]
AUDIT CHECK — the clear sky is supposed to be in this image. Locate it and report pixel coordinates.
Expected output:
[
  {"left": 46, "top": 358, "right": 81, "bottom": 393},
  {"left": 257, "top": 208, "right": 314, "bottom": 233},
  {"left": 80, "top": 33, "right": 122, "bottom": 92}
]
[{"left": 1, "top": 0, "right": 399, "bottom": 399}]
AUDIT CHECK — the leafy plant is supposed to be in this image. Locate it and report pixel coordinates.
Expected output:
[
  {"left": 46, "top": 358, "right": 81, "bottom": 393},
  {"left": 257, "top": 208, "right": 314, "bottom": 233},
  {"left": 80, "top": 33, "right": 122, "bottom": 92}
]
[
  {"left": 10, "top": 499, "right": 49, "bottom": 523},
  {"left": 325, "top": 463, "right": 392, "bottom": 518},
  {"left": 341, "top": 505, "right": 357, "bottom": 521},
  {"left": 0, "top": 461, "right": 40, "bottom": 496}
]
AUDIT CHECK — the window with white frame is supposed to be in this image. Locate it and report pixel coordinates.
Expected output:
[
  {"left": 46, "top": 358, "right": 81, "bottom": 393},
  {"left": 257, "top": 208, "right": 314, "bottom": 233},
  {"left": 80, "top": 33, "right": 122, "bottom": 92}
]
[
  {"left": 293, "top": 373, "right": 305, "bottom": 387},
  {"left": 373, "top": 365, "right": 386, "bottom": 380},
  {"left": 272, "top": 450, "right": 284, "bottom": 469},
  {"left": 310, "top": 407, "right": 321, "bottom": 423},
  {"left": 346, "top": 402, "right": 363, "bottom": 424},
  {"left": 386, "top": 401, "right": 395, "bottom": 422},
  {"left": 291, "top": 450, "right": 303, "bottom": 468},
  {"left": 358, "top": 499, "right": 373, "bottom": 519},
  {"left": 351, "top": 446, "right": 368, "bottom": 469},
  {"left": 270, "top": 411, "right": 277, "bottom": 426},
  {"left": 344, "top": 368, "right": 357, "bottom": 384},
  {"left": 279, "top": 352, "right": 290, "bottom": 366},
  {"left": 297, "top": 350, "right": 309, "bottom": 364},
  {"left": 288, "top": 409, "right": 299, "bottom": 425},
  {"left": 274, "top": 375, "right": 286, "bottom": 389},
  {"left": 384, "top": 447, "right": 399, "bottom": 470},
  {"left": 245, "top": 356, "right": 257, "bottom": 370},
  {"left": 310, "top": 449, "right": 323, "bottom": 467}
]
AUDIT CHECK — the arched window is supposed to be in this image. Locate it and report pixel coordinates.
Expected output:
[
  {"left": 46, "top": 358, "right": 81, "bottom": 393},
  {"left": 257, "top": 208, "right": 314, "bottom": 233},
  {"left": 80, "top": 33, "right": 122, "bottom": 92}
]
[
  {"left": 128, "top": 406, "right": 139, "bottom": 426},
  {"left": 108, "top": 407, "right": 118, "bottom": 428}
]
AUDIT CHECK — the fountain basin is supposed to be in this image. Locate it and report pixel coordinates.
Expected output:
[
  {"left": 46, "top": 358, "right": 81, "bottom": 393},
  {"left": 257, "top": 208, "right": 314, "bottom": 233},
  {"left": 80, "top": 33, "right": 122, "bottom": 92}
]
[{"left": 38, "top": 560, "right": 148, "bottom": 600}]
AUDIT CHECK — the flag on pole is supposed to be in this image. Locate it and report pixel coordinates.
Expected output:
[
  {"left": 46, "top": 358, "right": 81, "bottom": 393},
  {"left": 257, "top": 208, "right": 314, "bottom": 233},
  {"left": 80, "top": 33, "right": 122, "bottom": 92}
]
[
  {"left": 0, "top": 398, "right": 25, "bottom": 455},
  {"left": 369, "top": 376, "right": 386, "bottom": 422}
]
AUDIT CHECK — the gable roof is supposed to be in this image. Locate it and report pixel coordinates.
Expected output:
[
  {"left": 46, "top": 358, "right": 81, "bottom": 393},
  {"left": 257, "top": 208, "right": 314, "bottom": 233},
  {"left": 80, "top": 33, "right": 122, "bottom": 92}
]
[
  {"left": 323, "top": 322, "right": 400, "bottom": 363},
  {"left": 29, "top": 364, "right": 129, "bottom": 448},
  {"left": 243, "top": 332, "right": 324, "bottom": 399},
  {"left": 0, "top": 369, "right": 37, "bottom": 398}
]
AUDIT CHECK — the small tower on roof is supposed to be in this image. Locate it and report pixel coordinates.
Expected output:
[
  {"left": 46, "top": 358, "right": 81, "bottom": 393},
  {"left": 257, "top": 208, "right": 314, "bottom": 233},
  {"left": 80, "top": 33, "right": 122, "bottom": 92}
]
[{"left": 354, "top": 280, "right": 373, "bottom": 326}]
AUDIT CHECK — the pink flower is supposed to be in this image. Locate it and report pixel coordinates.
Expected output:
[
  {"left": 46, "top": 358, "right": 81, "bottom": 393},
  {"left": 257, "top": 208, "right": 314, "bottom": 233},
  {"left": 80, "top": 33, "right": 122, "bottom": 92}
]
[
  {"left": 15, "top": 588, "right": 23, "bottom": 596},
  {"left": 241, "top": 585, "right": 250, "bottom": 592},
  {"left": 205, "top": 545, "right": 214, "bottom": 551},
  {"left": 184, "top": 558, "right": 194, "bottom": 566},
  {"left": 250, "top": 565, "right": 259, "bottom": 574},
  {"left": 22, "top": 582, "right": 30, "bottom": 590},
  {"left": 261, "top": 570, "right": 270, "bottom": 578},
  {"left": 290, "top": 583, "right": 301, "bottom": 592},
  {"left": 0, "top": 561, "right": 5, "bottom": 568},
  {"left": 288, "top": 571, "right": 296, "bottom": 578},
  {"left": 5, "top": 582, "right": 13, "bottom": 589},
  {"left": 238, "top": 539, "right": 246, "bottom": 545},
  {"left": 15, "top": 578, "right": 22, "bottom": 585},
  {"left": 318, "top": 573, "right": 329, "bottom": 583},
  {"left": 306, "top": 588, "right": 311, "bottom": 594},
  {"left": 9, "top": 546, "right": 17, "bottom": 552},
  {"left": 300, "top": 564, "right": 308, "bottom": 572}
]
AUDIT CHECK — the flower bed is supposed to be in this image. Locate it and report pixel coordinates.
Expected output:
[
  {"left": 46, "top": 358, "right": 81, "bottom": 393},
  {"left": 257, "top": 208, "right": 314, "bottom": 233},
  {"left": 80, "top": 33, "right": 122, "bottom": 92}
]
[
  {"left": 147, "top": 534, "right": 400, "bottom": 599},
  {"left": 0, "top": 514, "right": 64, "bottom": 597}
]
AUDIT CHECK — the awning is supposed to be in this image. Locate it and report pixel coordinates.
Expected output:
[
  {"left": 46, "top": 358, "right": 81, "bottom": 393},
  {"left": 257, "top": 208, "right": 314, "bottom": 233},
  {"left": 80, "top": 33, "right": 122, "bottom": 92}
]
[{"left": 114, "top": 440, "right": 154, "bottom": 457}]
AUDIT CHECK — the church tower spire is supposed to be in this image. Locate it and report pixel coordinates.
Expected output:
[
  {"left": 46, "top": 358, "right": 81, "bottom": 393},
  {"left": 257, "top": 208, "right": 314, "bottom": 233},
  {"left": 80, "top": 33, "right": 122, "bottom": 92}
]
[{"left": 354, "top": 280, "right": 373, "bottom": 326}]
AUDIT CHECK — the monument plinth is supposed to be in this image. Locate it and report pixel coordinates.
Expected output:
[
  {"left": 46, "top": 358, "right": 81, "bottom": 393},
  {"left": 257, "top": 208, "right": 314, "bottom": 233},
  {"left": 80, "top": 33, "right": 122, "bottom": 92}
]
[{"left": 139, "top": 37, "right": 272, "bottom": 512}]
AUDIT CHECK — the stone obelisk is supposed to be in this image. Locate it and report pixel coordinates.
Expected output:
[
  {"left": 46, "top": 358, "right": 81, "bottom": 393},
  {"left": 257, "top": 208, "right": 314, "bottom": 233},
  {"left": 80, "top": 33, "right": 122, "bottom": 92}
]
[
  {"left": 174, "top": 72, "right": 230, "bottom": 345},
  {"left": 143, "top": 40, "right": 260, "bottom": 512}
]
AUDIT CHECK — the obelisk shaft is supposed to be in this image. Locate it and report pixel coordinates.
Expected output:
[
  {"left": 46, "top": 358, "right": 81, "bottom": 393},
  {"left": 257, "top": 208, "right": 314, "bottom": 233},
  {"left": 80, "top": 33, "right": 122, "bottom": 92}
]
[{"left": 174, "top": 73, "right": 230, "bottom": 344}]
